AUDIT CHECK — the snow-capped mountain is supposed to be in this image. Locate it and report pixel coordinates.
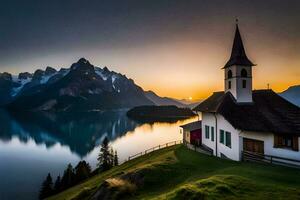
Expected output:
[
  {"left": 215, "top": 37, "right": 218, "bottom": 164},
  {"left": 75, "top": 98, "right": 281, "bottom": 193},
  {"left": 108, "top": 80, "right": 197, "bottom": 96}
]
[{"left": 3, "top": 58, "right": 154, "bottom": 111}]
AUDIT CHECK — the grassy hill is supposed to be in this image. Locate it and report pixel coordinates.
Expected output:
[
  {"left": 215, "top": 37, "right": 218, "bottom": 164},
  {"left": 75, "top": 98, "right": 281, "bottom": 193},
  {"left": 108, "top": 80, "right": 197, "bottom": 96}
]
[{"left": 48, "top": 145, "right": 300, "bottom": 200}]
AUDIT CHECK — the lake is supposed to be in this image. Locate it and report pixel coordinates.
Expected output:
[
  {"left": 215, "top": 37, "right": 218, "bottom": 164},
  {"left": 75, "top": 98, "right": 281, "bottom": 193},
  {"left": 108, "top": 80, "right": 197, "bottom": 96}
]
[{"left": 0, "top": 110, "right": 197, "bottom": 200}]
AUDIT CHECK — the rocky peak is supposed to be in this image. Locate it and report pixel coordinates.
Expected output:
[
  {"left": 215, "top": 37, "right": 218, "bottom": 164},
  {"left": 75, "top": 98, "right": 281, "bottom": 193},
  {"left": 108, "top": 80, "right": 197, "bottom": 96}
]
[
  {"left": 77, "top": 57, "right": 90, "bottom": 65},
  {"left": 70, "top": 58, "right": 94, "bottom": 73},
  {"left": 18, "top": 72, "right": 32, "bottom": 80},
  {"left": 32, "top": 69, "right": 45, "bottom": 80},
  {"left": 0, "top": 72, "right": 12, "bottom": 81},
  {"left": 45, "top": 66, "right": 57, "bottom": 75},
  {"left": 103, "top": 66, "right": 109, "bottom": 73}
]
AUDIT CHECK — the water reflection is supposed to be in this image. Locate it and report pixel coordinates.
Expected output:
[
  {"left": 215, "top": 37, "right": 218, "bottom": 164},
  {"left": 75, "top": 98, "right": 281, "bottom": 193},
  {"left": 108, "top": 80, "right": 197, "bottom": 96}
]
[
  {"left": 0, "top": 109, "right": 197, "bottom": 200},
  {"left": 0, "top": 110, "right": 140, "bottom": 157}
]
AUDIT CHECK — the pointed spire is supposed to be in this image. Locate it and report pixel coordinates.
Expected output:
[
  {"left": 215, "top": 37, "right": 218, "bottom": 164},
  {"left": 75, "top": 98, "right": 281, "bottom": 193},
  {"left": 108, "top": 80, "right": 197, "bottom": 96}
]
[{"left": 223, "top": 22, "right": 255, "bottom": 68}]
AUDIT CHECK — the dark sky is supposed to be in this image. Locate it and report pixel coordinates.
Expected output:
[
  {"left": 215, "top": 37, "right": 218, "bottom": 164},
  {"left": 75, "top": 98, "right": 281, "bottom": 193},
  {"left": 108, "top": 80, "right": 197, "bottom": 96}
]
[{"left": 1, "top": 0, "right": 300, "bottom": 98}]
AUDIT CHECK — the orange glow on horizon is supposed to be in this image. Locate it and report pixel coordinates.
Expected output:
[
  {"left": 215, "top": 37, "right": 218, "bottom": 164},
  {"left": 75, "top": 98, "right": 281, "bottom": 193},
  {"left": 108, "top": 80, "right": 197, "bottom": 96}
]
[{"left": 2, "top": 25, "right": 299, "bottom": 101}]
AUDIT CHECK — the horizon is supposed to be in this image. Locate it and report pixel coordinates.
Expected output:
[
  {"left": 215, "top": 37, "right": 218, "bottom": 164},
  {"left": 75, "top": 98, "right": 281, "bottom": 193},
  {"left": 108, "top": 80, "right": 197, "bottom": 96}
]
[
  {"left": 1, "top": 0, "right": 300, "bottom": 99},
  {"left": 1, "top": 55, "right": 296, "bottom": 101}
]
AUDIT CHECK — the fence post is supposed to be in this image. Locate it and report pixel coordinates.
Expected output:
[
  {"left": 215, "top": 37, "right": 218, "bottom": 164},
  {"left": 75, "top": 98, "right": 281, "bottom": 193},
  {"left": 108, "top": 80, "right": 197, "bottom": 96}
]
[
  {"left": 128, "top": 157, "right": 130, "bottom": 161},
  {"left": 270, "top": 156, "right": 273, "bottom": 164}
]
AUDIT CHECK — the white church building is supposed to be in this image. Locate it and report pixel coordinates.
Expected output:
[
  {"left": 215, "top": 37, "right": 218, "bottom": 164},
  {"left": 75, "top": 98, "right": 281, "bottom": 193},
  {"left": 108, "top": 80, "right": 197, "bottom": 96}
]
[{"left": 182, "top": 23, "right": 300, "bottom": 162}]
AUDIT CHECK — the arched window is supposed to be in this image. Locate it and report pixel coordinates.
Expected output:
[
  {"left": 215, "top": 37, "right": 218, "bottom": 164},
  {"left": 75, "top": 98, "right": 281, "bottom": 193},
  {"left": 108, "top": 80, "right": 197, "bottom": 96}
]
[
  {"left": 241, "top": 69, "right": 247, "bottom": 77},
  {"left": 227, "top": 70, "right": 232, "bottom": 79}
]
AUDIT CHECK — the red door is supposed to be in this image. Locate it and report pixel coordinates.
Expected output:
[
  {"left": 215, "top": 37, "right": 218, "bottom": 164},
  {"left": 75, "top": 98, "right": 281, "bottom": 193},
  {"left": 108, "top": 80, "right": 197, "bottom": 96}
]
[{"left": 190, "top": 129, "right": 202, "bottom": 146}]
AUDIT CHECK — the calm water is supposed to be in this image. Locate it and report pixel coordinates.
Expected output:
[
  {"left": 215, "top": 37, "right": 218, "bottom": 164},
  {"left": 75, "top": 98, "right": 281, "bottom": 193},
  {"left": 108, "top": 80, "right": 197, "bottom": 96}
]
[{"left": 0, "top": 110, "right": 197, "bottom": 200}]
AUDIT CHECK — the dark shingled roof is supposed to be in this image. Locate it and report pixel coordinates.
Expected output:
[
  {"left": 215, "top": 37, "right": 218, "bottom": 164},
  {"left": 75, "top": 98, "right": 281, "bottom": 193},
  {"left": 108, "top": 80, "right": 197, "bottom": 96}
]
[
  {"left": 194, "top": 90, "right": 300, "bottom": 135},
  {"left": 224, "top": 24, "right": 255, "bottom": 68},
  {"left": 180, "top": 121, "right": 202, "bottom": 131}
]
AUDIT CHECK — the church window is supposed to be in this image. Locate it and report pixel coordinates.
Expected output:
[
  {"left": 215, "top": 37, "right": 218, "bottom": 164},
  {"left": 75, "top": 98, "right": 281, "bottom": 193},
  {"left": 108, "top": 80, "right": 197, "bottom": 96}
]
[
  {"left": 241, "top": 69, "right": 247, "bottom": 77},
  {"left": 274, "top": 135, "right": 299, "bottom": 151},
  {"left": 228, "top": 70, "right": 232, "bottom": 79},
  {"left": 205, "top": 125, "right": 210, "bottom": 139},
  {"left": 220, "top": 130, "right": 225, "bottom": 144},
  {"left": 242, "top": 80, "right": 246, "bottom": 88},
  {"left": 219, "top": 130, "right": 231, "bottom": 148},
  {"left": 225, "top": 131, "right": 232, "bottom": 148},
  {"left": 228, "top": 81, "right": 231, "bottom": 89}
]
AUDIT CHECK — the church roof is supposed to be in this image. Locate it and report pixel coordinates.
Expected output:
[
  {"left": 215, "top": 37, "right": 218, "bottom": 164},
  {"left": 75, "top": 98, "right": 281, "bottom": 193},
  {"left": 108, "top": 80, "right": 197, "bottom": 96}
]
[
  {"left": 223, "top": 24, "right": 255, "bottom": 68},
  {"left": 180, "top": 121, "right": 202, "bottom": 131},
  {"left": 194, "top": 90, "right": 300, "bottom": 135}
]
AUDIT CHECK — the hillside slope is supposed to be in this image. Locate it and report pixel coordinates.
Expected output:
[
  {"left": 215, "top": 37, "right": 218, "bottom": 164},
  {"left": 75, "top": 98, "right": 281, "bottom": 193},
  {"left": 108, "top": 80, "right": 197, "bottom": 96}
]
[
  {"left": 144, "top": 91, "right": 186, "bottom": 107},
  {"left": 48, "top": 145, "right": 300, "bottom": 200},
  {"left": 279, "top": 85, "right": 300, "bottom": 107}
]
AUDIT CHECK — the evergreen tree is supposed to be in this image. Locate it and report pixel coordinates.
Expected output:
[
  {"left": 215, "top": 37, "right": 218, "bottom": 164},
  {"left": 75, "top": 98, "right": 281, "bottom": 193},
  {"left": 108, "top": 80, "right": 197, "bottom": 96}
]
[
  {"left": 97, "top": 137, "right": 112, "bottom": 171},
  {"left": 39, "top": 173, "right": 53, "bottom": 199},
  {"left": 60, "top": 164, "right": 75, "bottom": 190},
  {"left": 54, "top": 175, "right": 61, "bottom": 193},
  {"left": 75, "top": 160, "right": 91, "bottom": 183},
  {"left": 110, "top": 148, "right": 114, "bottom": 166},
  {"left": 114, "top": 150, "right": 119, "bottom": 166}
]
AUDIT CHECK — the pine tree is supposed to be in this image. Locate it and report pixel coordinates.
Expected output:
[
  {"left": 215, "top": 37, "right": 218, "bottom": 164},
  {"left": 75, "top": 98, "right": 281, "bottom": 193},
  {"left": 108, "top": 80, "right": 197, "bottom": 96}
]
[
  {"left": 97, "top": 137, "right": 112, "bottom": 171},
  {"left": 114, "top": 150, "right": 119, "bottom": 166},
  {"left": 75, "top": 161, "right": 91, "bottom": 183},
  {"left": 110, "top": 148, "right": 114, "bottom": 166},
  {"left": 60, "top": 163, "right": 75, "bottom": 190},
  {"left": 54, "top": 175, "right": 61, "bottom": 193},
  {"left": 39, "top": 173, "right": 53, "bottom": 199}
]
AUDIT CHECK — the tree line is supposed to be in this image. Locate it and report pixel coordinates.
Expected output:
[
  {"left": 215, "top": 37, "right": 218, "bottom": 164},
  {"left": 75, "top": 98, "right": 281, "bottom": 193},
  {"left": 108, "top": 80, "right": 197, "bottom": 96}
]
[{"left": 39, "top": 137, "right": 118, "bottom": 199}]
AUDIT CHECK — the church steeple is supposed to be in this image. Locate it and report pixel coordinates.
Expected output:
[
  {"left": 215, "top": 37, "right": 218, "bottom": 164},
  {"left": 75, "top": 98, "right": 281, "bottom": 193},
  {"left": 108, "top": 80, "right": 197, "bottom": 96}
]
[
  {"left": 224, "top": 24, "right": 255, "bottom": 68},
  {"left": 223, "top": 22, "right": 255, "bottom": 103}
]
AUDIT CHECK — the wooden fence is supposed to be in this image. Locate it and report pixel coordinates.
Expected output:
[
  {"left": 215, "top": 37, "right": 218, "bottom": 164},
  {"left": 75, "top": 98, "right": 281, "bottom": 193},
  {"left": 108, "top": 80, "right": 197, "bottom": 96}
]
[
  {"left": 242, "top": 150, "right": 300, "bottom": 169},
  {"left": 127, "top": 140, "right": 183, "bottom": 161}
]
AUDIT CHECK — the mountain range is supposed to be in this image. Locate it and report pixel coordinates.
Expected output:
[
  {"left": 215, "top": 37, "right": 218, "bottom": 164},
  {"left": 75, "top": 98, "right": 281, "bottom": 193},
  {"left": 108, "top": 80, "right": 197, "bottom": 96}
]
[
  {"left": 0, "top": 58, "right": 298, "bottom": 111},
  {"left": 0, "top": 58, "right": 196, "bottom": 112},
  {"left": 279, "top": 85, "right": 300, "bottom": 107},
  {"left": 2, "top": 58, "right": 155, "bottom": 111}
]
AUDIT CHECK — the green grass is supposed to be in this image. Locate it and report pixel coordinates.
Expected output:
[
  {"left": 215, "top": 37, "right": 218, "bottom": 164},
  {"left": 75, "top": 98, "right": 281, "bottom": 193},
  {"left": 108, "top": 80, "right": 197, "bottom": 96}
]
[{"left": 48, "top": 145, "right": 300, "bottom": 200}]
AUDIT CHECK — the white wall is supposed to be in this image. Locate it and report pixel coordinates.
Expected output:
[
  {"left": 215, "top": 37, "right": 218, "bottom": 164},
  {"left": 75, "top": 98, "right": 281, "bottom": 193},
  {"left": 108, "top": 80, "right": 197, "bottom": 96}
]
[
  {"left": 202, "top": 113, "right": 240, "bottom": 161},
  {"left": 240, "top": 131, "right": 300, "bottom": 160},
  {"left": 202, "top": 112, "right": 300, "bottom": 162},
  {"left": 201, "top": 113, "right": 216, "bottom": 153},
  {"left": 184, "top": 130, "right": 190, "bottom": 143},
  {"left": 216, "top": 114, "right": 241, "bottom": 161},
  {"left": 224, "top": 65, "right": 253, "bottom": 103}
]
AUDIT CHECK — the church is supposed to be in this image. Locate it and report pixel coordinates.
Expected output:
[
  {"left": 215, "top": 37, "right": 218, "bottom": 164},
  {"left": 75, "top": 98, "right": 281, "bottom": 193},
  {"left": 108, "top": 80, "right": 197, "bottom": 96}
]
[{"left": 182, "top": 23, "right": 300, "bottom": 162}]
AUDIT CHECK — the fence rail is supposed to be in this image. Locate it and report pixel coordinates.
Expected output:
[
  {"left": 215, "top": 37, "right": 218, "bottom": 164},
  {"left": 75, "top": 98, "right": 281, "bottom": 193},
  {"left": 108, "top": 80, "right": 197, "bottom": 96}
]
[
  {"left": 242, "top": 150, "right": 300, "bottom": 169},
  {"left": 127, "top": 140, "right": 183, "bottom": 161}
]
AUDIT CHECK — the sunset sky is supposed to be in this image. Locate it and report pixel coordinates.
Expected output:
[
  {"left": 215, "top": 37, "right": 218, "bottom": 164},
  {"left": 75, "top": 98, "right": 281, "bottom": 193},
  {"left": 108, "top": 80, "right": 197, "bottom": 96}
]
[{"left": 1, "top": 0, "right": 299, "bottom": 100}]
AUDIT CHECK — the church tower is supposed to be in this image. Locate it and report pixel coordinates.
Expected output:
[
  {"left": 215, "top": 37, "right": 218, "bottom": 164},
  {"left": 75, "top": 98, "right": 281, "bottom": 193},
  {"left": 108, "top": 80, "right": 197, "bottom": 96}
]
[{"left": 223, "top": 23, "right": 255, "bottom": 103}]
